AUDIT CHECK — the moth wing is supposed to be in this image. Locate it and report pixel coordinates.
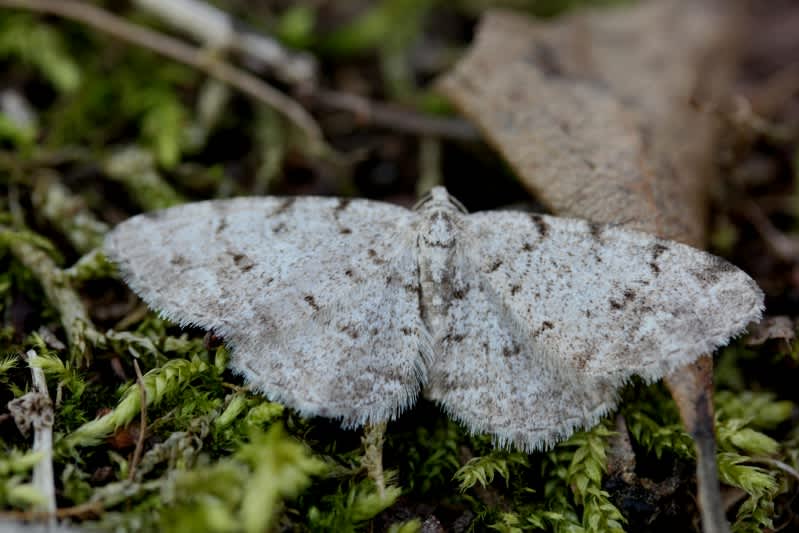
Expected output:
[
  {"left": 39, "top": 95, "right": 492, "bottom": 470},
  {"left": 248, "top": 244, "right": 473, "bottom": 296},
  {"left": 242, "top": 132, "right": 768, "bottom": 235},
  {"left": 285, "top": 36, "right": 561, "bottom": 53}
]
[
  {"left": 425, "top": 211, "right": 763, "bottom": 450},
  {"left": 105, "top": 197, "right": 431, "bottom": 425}
]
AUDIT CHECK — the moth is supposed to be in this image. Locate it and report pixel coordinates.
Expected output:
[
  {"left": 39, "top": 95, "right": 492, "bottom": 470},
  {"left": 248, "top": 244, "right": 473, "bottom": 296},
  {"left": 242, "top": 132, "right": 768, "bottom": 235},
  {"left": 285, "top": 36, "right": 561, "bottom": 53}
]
[{"left": 105, "top": 187, "right": 763, "bottom": 451}]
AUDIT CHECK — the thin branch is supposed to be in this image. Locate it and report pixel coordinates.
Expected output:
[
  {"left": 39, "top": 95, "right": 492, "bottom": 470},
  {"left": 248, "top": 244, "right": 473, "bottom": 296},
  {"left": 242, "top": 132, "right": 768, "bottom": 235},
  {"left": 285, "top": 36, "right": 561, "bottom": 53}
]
[
  {"left": 0, "top": 500, "right": 103, "bottom": 521},
  {"left": 55, "top": 501, "right": 103, "bottom": 518},
  {"left": 748, "top": 457, "right": 799, "bottom": 484},
  {"left": 307, "top": 88, "right": 481, "bottom": 141},
  {"left": 2, "top": 0, "right": 481, "bottom": 142},
  {"left": 665, "top": 356, "right": 732, "bottom": 533},
  {"left": 739, "top": 200, "right": 799, "bottom": 262},
  {"left": 694, "top": 430, "right": 731, "bottom": 533},
  {"left": 32, "top": 171, "right": 109, "bottom": 254},
  {"left": 1, "top": 227, "right": 93, "bottom": 366},
  {"left": 0, "top": 0, "right": 323, "bottom": 143},
  {"left": 131, "top": 0, "right": 317, "bottom": 85},
  {"left": 606, "top": 414, "right": 636, "bottom": 481},
  {"left": 128, "top": 359, "right": 148, "bottom": 481}
]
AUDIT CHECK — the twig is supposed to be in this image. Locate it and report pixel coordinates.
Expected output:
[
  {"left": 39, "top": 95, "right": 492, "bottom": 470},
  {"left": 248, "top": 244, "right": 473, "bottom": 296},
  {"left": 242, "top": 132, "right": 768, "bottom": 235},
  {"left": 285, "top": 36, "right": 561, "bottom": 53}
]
[
  {"left": 32, "top": 171, "right": 109, "bottom": 254},
  {"left": 3, "top": 0, "right": 479, "bottom": 142},
  {"left": 131, "top": 0, "right": 317, "bottom": 85},
  {"left": 128, "top": 359, "right": 148, "bottom": 481},
  {"left": 252, "top": 106, "right": 286, "bottom": 195},
  {"left": 112, "top": 304, "right": 150, "bottom": 332},
  {"left": 739, "top": 200, "right": 799, "bottom": 262},
  {"left": 1, "top": 227, "right": 93, "bottom": 366},
  {"left": 694, "top": 426, "right": 731, "bottom": 533},
  {"left": 0, "top": 146, "right": 92, "bottom": 170},
  {"left": 25, "top": 350, "right": 56, "bottom": 527},
  {"left": 56, "top": 501, "right": 103, "bottom": 518},
  {"left": 606, "top": 414, "right": 636, "bottom": 481},
  {"left": 665, "top": 356, "right": 732, "bottom": 533},
  {"left": 0, "top": 0, "right": 323, "bottom": 144},
  {"left": 0, "top": 500, "right": 103, "bottom": 520},
  {"left": 306, "top": 88, "right": 481, "bottom": 141},
  {"left": 103, "top": 146, "right": 185, "bottom": 211},
  {"left": 64, "top": 248, "right": 116, "bottom": 284},
  {"left": 748, "top": 457, "right": 799, "bottom": 484}
]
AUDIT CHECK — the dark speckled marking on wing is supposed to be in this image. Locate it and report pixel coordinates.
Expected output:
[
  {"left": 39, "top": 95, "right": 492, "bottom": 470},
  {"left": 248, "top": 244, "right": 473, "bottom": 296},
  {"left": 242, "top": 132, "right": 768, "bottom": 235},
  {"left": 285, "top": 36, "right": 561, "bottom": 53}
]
[
  {"left": 106, "top": 187, "right": 763, "bottom": 453},
  {"left": 103, "top": 195, "right": 430, "bottom": 427},
  {"left": 424, "top": 207, "right": 763, "bottom": 451},
  {"left": 530, "top": 214, "right": 549, "bottom": 238}
]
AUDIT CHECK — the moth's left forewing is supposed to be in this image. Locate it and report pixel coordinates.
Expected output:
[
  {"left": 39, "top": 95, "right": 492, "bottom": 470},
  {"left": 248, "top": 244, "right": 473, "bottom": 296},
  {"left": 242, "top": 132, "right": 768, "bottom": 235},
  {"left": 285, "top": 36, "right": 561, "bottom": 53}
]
[
  {"left": 463, "top": 210, "right": 764, "bottom": 382},
  {"left": 423, "top": 209, "right": 763, "bottom": 451}
]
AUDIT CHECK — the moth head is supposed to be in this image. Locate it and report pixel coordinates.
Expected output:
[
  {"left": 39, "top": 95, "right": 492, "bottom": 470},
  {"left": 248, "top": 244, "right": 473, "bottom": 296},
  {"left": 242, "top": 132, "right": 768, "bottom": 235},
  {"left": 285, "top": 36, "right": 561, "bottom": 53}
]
[{"left": 414, "top": 186, "right": 468, "bottom": 214}]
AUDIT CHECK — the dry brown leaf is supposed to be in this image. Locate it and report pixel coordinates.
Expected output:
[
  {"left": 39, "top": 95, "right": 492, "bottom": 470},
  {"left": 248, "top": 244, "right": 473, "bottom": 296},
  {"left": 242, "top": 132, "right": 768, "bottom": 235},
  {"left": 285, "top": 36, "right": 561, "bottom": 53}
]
[
  {"left": 436, "top": 1, "right": 744, "bottom": 531},
  {"left": 437, "top": 0, "right": 738, "bottom": 245}
]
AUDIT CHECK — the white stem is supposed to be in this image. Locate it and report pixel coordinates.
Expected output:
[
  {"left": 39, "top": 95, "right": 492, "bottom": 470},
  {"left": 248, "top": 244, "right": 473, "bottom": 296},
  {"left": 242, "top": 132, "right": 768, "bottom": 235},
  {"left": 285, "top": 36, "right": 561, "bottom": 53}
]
[{"left": 25, "top": 349, "right": 57, "bottom": 527}]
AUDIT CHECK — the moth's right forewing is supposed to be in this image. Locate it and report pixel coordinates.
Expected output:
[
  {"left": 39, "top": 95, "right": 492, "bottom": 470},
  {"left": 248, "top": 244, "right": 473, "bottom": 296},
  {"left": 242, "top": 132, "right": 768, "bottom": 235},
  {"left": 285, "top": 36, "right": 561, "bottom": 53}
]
[{"left": 105, "top": 197, "right": 431, "bottom": 426}]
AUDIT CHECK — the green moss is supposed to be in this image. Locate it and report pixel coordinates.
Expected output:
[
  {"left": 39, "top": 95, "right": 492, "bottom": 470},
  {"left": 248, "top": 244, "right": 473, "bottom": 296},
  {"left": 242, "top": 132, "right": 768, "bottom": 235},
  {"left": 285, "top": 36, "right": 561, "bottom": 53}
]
[
  {"left": 536, "top": 425, "right": 626, "bottom": 533},
  {"left": 455, "top": 451, "right": 529, "bottom": 492},
  {"left": 0, "top": 450, "right": 46, "bottom": 508},
  {"left": 387, "top": 519, "right": 422, "bottom": 533},
  {"left": 622, "top": 384, "right": 695, "bottom": 459},
  {"left": 306, "top": 478, "right": 402, "bottom": 532},
  {"left": 61, "top": 356, "right": 212, "bottom": 450},
  {"left": 0, "top": 13, "right": 81, "bottom": 93},
  {"left": 0, "top": 354, "right": 17, "bottom": 375}
]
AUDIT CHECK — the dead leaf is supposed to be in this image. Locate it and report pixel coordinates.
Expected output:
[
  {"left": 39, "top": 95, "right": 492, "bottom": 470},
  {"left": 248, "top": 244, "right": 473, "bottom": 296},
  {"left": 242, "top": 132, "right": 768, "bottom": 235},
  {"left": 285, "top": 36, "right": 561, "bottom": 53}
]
[{"left": 437, "top": 0, "right": 739, "bottom": 245}]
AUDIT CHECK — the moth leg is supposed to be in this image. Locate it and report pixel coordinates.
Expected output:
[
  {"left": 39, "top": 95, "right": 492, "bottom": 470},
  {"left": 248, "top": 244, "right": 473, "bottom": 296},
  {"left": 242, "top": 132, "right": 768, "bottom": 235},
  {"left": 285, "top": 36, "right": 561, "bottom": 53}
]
[{"left": 362, "top": 422, "right": 387, "bottom": 499}]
